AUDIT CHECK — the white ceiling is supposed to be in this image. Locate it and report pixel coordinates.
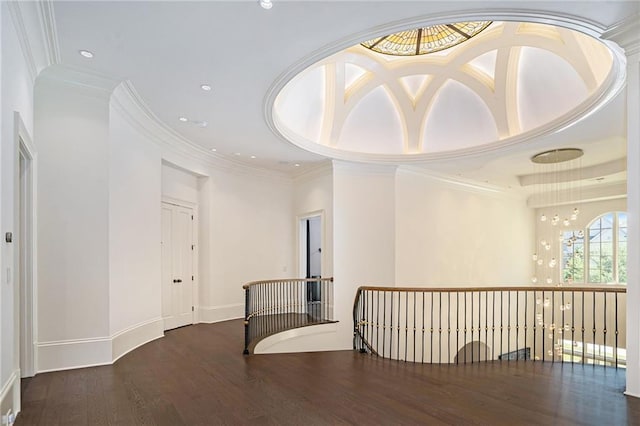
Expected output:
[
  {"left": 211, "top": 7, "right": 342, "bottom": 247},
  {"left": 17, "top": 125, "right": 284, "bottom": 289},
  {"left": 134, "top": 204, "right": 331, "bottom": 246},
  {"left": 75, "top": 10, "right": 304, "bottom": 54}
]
[{"left": 50, "top": 0, "right": 637, "bottom": 195}]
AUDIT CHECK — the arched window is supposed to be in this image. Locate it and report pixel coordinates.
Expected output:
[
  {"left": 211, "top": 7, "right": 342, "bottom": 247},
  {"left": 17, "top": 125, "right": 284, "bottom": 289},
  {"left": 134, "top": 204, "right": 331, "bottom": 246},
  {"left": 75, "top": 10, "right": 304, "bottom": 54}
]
[{"left": 562, "top": 212, "right": 627, "bottom": 284}]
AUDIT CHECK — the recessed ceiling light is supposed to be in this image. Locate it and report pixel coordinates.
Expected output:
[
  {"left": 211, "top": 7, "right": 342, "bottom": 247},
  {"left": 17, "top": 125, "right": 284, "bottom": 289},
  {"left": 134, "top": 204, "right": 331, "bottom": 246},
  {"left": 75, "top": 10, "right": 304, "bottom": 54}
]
[
  {"left": 200, "top": 84, "right": 212, "bottom": 91},
  {"left": 250, "top": 155, "right": 256, "bottom": 159},
  {"left": 179, "top": 117, "right": 188, "bottom": 122},
  {"left": 210, "top": 148, "right": 217, "bottom": 152},
  {"left": 294, "top": 163, "right": 300, "bottom": 167},
  {"left": 234, "top": 152, "right": 241, "bottom": 156},
  {"left": 79, "top": 50, "right": 94, "bottom": 58},
  {"left": 196, "top": 120, "right": 208, "bottom": 128},
  {"left": 259, "top": 0, "right": 273, "bottom": 10}
]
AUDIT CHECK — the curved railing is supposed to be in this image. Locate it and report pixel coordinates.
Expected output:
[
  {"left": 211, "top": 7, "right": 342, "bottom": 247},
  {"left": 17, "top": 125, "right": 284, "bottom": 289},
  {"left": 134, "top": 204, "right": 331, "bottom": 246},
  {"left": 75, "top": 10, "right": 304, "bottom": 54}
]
[
  {"left": 243, "top": 277, "right": 335, "bottom": 354},
  {"left": 353, "top": 286, "right": 627, "bottom": 367}
]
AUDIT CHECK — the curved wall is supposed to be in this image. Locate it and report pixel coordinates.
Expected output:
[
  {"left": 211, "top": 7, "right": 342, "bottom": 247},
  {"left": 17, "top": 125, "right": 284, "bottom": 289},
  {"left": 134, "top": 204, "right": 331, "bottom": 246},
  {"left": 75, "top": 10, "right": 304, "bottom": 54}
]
[{"left": 31, "top": 69, "right": 297, "bottom": 371}]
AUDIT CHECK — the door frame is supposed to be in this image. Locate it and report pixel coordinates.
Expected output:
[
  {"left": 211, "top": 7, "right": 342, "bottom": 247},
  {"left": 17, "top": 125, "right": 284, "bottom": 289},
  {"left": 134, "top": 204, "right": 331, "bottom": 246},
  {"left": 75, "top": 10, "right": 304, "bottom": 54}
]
[
  {"left": 14, "top": 112, "right": 38, "bottom": 378},
  {"left": 297, "top": 210, "right": 324, "bottom": 279},
  {"left": 161, "top": 196, "right": 199, "bottom": 324}
]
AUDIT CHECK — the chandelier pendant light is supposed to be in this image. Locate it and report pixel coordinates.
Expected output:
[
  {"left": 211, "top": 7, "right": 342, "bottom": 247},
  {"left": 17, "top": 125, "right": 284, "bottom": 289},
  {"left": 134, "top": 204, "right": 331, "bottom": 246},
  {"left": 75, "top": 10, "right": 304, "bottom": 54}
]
[{"left": 530, "top": 148, "right": 584, "bottom": 288}]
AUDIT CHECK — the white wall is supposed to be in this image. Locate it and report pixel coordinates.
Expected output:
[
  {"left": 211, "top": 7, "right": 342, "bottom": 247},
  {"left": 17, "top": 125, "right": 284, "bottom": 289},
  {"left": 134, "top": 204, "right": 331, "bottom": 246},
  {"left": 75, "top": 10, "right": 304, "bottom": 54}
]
[
  {"left": 108, "top": 94, "right": 163, "bottom": 359},
  {"left": 395, "top": 168, "right": 534, "bottom": 286},
  {"left": 200, "top": 168, "right": 294, "bottom": 322},
  {"left": 29, "top": 71, "right": 299, "bottom": 366},
  {"left": 34, "top": 67, "right": 113, "bottom": 370},
  {"left": 1, "top": 1, "right": 36, "bottom": 416},
  {"left": 269, "top": 163, "right": 534, "bottom": 354},
  {"left": 162, "top": 162, "right": 199, "bottom": 204},
  {"left": 293, "top": 165, "right": 333, "bottom": 277},
  {"left": 624, "top": 49, "right": 640, "bottom": 397},
  {"left": 332, "top": 162, "right": 397, "bottom": 349}
]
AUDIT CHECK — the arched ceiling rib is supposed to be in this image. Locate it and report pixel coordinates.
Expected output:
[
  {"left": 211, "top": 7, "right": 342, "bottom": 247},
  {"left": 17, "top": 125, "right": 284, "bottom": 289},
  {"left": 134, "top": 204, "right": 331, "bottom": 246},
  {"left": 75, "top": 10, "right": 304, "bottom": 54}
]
[{"left": 273, "top": 21, "right": 616, "bottom": 160}]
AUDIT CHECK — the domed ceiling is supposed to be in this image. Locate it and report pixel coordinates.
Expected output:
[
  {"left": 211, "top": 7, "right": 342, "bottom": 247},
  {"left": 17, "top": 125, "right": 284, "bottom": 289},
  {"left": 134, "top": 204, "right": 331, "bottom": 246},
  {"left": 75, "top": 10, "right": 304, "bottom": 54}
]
[{"left": 271, "top": 21, "right": 618, "bottom": 162}]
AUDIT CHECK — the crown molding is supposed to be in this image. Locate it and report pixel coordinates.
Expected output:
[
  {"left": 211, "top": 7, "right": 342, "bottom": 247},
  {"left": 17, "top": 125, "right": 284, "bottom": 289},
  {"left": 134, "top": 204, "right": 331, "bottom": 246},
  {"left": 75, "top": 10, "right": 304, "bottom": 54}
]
[
  {"left": 292, "top": 161, "right": 333, "bottom": 184},
  {"left": 36, "top": 0, "right": 61, "bottom": 66},
  {"left": 603, "top": 15, "right": 640, "bottom": 57},
  {"left": 110, "top": 81, "right": 291, "bottom": 182},
  {"left": 527, "top": 181, "right": 627, "bottom": 208},
  {"left": 332, "top": 160, "right": 397, "bottom": 177},
  {"left": 36, "top": 64, "right": 119, "bottom": 99},
  {"left": 399, "top": 165, "right": 526, "bottom": 200},
  {"left": 7, "top": 0, "right": 61, "bottom": 83},
  {"left": 518, "top": 158, "right": 627, "bottom": 187},
  {"left": 7, "top": 2, "right": 38, "bottom": 82}
]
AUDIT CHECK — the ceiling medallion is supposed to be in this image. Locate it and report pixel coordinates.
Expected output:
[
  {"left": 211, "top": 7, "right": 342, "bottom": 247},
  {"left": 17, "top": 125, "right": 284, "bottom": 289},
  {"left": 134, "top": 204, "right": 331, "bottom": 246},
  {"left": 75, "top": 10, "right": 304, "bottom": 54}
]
[
  {"left": 530, "top": 148, "right": 584, "bottom": 164},
  {"left": 361, "top": 21, "right": 492, "bottom": 56}
]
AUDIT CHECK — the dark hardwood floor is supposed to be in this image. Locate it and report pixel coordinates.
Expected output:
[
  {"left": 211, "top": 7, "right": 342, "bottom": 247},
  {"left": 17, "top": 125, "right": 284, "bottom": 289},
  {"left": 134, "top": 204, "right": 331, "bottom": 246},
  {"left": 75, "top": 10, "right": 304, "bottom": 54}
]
[{"left": 17, "top": 319, "right": 640, "bottom": 425}]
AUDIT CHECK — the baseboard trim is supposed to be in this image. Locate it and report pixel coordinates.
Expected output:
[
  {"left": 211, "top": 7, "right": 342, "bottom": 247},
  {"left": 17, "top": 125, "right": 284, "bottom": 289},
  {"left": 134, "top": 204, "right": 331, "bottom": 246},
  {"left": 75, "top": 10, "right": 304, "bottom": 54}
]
[
  {"left": 34, "top": 308, "right": 241, "bottom": 373},
  {"left": 0, "top": 369, "right": 20, "bottom": 419},
  {"left": 37, "top": 337, "right": 112, "bottom": 373},
  {"left": 112, "top": 318, "right": 164, "bottom": 362},
  {"left": 0, "top": 370, "right": 17, "bottom": 406},
  {"left": 198, "top": 303, "right": 244, "bottom": 323},
  {"left": 37, "top": 318, "right": 165, "bottom": 373},
  {"left": 624, "top": 390, "right": 640, "bottom": 399}
]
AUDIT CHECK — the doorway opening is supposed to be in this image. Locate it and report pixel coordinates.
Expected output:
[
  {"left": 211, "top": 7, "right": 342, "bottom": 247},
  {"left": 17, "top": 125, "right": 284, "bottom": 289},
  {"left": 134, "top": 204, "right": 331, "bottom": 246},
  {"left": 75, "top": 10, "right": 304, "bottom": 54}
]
[
  {"left": 17, "top": 128, "right": 37, "bottom": 378},
  {"left": 299, "top": 214, "right": 322, "bottom": 317},
  {"left": 161, "top": 201, "right": 195, "bottom": 331}
]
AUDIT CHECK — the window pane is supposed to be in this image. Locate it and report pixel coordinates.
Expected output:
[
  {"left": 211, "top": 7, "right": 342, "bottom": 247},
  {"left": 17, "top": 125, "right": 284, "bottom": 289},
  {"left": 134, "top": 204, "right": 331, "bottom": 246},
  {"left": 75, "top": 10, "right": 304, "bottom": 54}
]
[
  {"left": 619, "top": 228, "right": 627, "bottom": 243},
  {"left": 562, "top": 230, "right": 584, "bottom": 283},
  {"left": 618, "top": 212, "right": 627, "bottom": 283},
  {"left": 618, "top": 250, "right": 627, "bottom": 283},
  {"left": 618, "top": 212, "right": 627, "bottom": 228},
  {"left": 583, "top": 211, "right": 627, "bottom": 284},
  {"left": 600, "top": 256, "right": 613, "bottom": 282}
]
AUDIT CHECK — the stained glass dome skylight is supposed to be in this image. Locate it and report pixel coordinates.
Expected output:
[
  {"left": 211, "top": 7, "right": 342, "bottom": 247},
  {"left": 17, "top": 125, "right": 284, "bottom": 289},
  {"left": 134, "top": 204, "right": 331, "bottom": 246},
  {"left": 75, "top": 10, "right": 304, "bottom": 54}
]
[{"left": 361, "top": 21, "right": 492, "bottom": 56}]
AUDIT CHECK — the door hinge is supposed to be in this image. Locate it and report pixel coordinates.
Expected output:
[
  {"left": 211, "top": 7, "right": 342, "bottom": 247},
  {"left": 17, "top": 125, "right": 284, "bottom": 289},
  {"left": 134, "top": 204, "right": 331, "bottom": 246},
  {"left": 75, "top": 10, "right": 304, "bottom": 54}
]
[
  {"left": 192, "top": 306, "right": 194, "bottom": 312},
  {"left": 191, "top": 215, "right": 194, "bottom": 220},
  {"left": 192, "top": 275, "right": 194, "bottom": 281},
  {"left": 191, "top": 244, "right": 195, "bottom": 250}
]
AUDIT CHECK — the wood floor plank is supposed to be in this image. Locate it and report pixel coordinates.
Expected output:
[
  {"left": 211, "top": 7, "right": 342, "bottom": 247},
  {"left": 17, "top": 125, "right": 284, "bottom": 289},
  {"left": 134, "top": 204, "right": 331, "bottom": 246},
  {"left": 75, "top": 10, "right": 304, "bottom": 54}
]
[{"left": 16, "top": 319, "right": 640, "bottom": 425}]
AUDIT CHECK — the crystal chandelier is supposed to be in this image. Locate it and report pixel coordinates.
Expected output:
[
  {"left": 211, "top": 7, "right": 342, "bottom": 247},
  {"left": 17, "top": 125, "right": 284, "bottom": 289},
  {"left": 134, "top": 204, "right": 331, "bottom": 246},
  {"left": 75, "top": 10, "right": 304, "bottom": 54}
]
[
  {"left": 530, "top": 148, "right": 584, "bottom": 286},
  {"left": 528, "top": 148, "right": 584, "bottom": 361}
]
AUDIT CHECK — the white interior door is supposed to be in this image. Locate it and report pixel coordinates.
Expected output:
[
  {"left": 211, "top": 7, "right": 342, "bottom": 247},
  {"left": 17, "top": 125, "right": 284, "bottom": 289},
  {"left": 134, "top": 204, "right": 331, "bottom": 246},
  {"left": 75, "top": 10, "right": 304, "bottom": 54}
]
[{"left": 161, "top": 202, "right": 194, "bottom": 330}]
